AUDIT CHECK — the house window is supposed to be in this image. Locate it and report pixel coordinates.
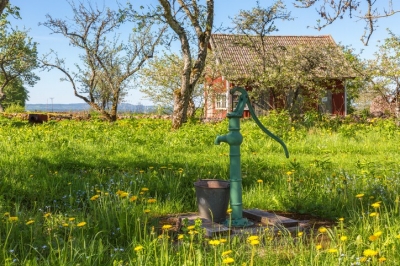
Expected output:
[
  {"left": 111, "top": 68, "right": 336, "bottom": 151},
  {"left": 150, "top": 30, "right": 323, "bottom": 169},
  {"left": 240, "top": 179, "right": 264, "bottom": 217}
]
[{"left": 216, "top": 94, "right": 227, "bottom": 109}]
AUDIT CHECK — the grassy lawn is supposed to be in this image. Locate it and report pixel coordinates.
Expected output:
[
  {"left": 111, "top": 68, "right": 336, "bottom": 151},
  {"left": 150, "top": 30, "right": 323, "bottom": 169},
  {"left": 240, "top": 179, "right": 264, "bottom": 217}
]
[{"left": 0, "top": 113, "right": 399, "bottom": 265}]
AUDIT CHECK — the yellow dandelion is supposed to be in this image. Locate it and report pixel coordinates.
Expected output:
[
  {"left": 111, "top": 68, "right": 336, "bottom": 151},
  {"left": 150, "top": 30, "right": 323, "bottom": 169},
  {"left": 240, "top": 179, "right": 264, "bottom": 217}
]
[
  {"left": 43, "top": 213, "right": 51, "bottom": 218},
  {"left": 338, "top": 217, "right": 344, "bottom": 221},
  {"left": 327, "top": 248, "right": 338, "bottom": 253},
  {"left": 378, "top": 257, "right": 387, "bottom": 262},
  {"left": 162, "top": 224, "right": 173, "bottom": 230},
  {"left": 373, "top": 231, "right": 383, "bottom": 237},
  {"left": 369, "top": 235, "right": 378, "bottom": 241},
  {"left": 227, "top": 208, "right": 232, "bottom": 214},
  {"left": 4, "top": 212, "right": 10, "bottom": 216},
  {"left": 316, "top": 244, "right": 322, "bottom": 250},
  {"left": 286, "top": 171, "right": 293, "bottom": 176},
  {"left": 178, "top": 234, "right": 184, "bottom": 240},
  {"left": 69, "top": 217, "right": 75, "bottom": 221},
  {"left": 222, "top": 257, "right": 235, "bottom": 264},
  {"left": 147, "top": 199, "right": 157, "bottom": 203},
  {"left": 188, "top": 230, "right": 197, "bottom": 235},
  {"left": 8, "top": 216, "right": 18, "bottom": 222},
  {"left": 134, "top": 245, "right": 144, "bottom": 252},
  {"left": 77, "top": 222, "right": 87, "bottom": 227},
  {"left": 62, "top": 223, "right": 69, "bottom": 227},
  {"left": 129, "top": 196, "right": 138, "bottom": 202},
  {"left": 318, "top": 227, "right": 327, "bottom": 233},
  {"left": 119, "top": 192, "right": 129, "bottom": 198},
  {"left": 340, "top": 236, "right": 348, "bottom": 241},
  {"left": 369, "top": 212, "right": 379, "bottom": 217},
  {"left": 298, "top": 232, "right": 304, "bottom": 237},
  {"left": 209, "top": 240, "right": 221, "bottom": 246},
  {"left": 141, "top": 187, "right": 149, "bottom": 192},
  {"left": 250, "top": 239, "right": 260, "bottom": 245},
  {"left": 222, "top": 250, "right": 232, "bottom": 256},
  {"left": 371, "top": 202, "right": 381, "bottom": 208},
  {"left": 363, "top": 249, "right": 378, "bottom": 257},
  {"left": 257, "top": 179, "right": 263, "bottom": 183},
  {"left": 90, "top": 195, "right": 100, "bottom": 201},
  {"left": 247, "top": 235, "right": 259, "bottom": 242},
  {"left": 144, "top": 209, "right": 150, "bottom": 213},
  {"left": 116, "top": 190, "right": 124, "bottom": 195},
  {"left": 26, "top": 220, "right": 35, "bottom": 225},
  {"left": 187, "top": 225, "right": 195, "bottom": 230},
  {"left": 220, "top": 238, "right": 227, "bottom": 243},
  {"left": 356, "top": 193, "right": 364, "bottom": 198}
]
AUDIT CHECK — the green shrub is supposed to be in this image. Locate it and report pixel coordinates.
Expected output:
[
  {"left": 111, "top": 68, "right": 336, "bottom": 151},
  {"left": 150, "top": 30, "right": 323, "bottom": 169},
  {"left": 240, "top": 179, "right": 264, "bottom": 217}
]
[{"left": 4, "top": 103, "right": 25, "bottom": 113}]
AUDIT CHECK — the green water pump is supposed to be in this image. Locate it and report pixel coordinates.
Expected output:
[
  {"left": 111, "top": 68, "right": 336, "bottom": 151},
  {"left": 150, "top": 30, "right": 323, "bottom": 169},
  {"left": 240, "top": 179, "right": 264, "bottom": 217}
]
[{"left": 215, "top": 87, "right": 289, "bottom": 227}]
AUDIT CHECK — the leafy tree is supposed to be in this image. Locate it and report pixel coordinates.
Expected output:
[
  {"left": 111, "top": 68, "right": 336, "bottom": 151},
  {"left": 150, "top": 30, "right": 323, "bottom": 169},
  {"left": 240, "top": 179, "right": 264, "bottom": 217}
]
[
  {"left": 0, "top": 7, "right": 39, "bottom": 111},
  {"left": 157, "top": 0, "right": 214, "bottom": 129},
  {"left": 365, "top": 34, "right": 400, "bottom": 114},
  {"left": 0, "top": 76, "right": 28, "bottom": 109},
  {"left": 225, "top": 1, "right": 357, "bottom": 117},
  {"left": 294, "top": 0, "right": 400, "bottom": 45},
  {"left": 139, "top": 52, "right": 204, "bottom": 114},
  {"left": 41, "top": 1, "right": 165, "bottom": 121}
]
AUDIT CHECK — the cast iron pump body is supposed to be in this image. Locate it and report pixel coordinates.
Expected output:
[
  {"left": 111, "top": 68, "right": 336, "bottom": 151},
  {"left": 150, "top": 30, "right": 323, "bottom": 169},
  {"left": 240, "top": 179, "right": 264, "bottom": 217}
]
[{"left": 215, "top": 87, "right": 289, "bottom": 227}]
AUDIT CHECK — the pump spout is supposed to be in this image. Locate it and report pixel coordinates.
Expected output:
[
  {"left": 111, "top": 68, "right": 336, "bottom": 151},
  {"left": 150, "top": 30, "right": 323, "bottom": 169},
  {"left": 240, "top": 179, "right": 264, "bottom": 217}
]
[{"left": 215, "top": 134, "right": 228, "bottom": 145}]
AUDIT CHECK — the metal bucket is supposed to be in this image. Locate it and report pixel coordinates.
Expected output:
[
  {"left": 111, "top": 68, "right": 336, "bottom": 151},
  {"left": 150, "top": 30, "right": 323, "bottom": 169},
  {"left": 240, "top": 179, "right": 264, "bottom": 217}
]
[{"left": 194, "top": 179, "right": 230, "bottom": 223}]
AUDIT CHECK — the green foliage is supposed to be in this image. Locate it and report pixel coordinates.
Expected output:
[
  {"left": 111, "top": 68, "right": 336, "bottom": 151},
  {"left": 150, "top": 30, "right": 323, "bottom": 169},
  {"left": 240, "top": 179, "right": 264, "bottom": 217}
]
[
  {"left": 229, "top": 2, "right": 355, "bottom": 117},
  {"left": 4, "top": 103, "right": 24, "bottom": 113},
  {"left": 1, "top": 77, "right": 28, "bottom": 108},
  {"left": 0, "top": 5, "right": 38, "bottom": 111},
  {"left": 0, "top": 116, "right": 399, "bottom": 264},
  {"left": 363, "top": 33, "right": 400, "bottom": 115},
  {"left": 139, "top": 52, "right": 203, "bottom": 111}
]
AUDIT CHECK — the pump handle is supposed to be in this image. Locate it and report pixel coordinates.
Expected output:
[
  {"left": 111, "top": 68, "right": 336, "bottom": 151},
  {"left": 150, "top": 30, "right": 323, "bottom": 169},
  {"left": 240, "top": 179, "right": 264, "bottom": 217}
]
[{"left": 230, "top": 87, "right": 289, "bottom": 158}]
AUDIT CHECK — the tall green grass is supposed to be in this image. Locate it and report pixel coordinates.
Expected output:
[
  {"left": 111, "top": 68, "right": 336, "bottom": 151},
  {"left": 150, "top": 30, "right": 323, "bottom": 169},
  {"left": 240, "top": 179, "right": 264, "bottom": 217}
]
[{"left": 0, "top": 114, "right": 400, "bottom": 265}]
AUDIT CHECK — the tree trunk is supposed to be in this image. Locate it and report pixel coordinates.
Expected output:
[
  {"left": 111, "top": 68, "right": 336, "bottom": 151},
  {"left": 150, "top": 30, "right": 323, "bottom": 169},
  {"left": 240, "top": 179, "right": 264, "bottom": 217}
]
[
  {"left": 187, "top": 98, "right": 196, "bottom": 118},
  {"left": 0, "top": 91, "right": 6, "bottom": 112},
  {"left": 172, "top": 88, "right": 189, "bottom": 129}
]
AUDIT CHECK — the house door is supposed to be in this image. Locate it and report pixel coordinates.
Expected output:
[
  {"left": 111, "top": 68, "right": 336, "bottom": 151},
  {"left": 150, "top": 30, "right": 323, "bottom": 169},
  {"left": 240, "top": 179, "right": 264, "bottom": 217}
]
[{"left": 332, "top": 92, "right": 345, "bottom": 115}]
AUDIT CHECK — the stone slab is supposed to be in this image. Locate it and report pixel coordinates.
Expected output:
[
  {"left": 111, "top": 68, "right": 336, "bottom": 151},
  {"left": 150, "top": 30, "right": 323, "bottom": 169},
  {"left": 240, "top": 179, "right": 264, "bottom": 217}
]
[
  {"left": 243, "top": 209, "right": 299, "bottom": 228},
  {"left": 178, "top": 210, "right": 302, "bottom": 237},
  {"left": 179, "top": 214, "right": 230, "bottom": 237}
]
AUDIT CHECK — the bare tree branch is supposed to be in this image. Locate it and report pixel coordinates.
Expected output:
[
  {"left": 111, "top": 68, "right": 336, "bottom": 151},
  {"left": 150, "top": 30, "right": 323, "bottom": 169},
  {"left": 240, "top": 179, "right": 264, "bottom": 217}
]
[{"left": 294, "top": 0, "right": 399, "bottom": 45}]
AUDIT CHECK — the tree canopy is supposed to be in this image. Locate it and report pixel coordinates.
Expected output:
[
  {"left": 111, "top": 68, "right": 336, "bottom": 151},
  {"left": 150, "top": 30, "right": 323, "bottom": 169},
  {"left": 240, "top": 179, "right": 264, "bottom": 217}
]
[
  {"left": 139, "top": 52, "right": 204, "bottom": 114},
  {"left": 224, "top": 1, "right": 355, "bottom": 116},
  {"left": 0, "top": 7, "right": 39, "bottom": 111},
  {"left": 41, "top": 0, "right": 165, "bottom": 121}
]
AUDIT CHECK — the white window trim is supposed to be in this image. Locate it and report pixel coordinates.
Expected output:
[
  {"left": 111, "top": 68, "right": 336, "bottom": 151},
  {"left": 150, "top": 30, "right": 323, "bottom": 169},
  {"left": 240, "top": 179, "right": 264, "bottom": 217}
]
[{"left": 215, "top": 93, "right": 227, "bottom": 110}]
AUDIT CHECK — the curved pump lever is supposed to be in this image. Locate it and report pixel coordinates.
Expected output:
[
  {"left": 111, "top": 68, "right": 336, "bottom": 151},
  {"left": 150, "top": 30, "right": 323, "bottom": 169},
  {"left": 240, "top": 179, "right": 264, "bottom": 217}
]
[{"left": 229, "top": 87, "right": 289, "bottom": 158}]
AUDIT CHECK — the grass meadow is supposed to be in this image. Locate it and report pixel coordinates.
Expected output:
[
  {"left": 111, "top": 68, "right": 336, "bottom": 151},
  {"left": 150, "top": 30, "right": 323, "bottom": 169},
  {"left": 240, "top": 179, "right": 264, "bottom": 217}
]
[{"left": 1, "top": 112, "right": 400, "bottom": 265}]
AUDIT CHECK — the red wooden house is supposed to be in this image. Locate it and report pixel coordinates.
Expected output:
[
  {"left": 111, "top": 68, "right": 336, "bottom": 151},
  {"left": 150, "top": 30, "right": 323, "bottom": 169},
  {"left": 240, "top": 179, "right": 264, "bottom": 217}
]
[{"left": 204, "top": 34, "right": 354, "bottom": 119}]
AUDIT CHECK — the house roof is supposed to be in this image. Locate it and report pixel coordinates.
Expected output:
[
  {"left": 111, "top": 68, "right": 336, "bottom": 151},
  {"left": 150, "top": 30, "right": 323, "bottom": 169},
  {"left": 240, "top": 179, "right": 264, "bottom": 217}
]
[{"left": 209, "top": 34, "right": 355, "bottom": 80}]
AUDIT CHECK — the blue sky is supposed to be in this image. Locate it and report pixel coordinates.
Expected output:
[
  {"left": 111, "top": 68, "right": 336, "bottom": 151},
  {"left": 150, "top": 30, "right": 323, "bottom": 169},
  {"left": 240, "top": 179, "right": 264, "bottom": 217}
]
[{"left": 8, "top": 0, "right": 400, "bottom": 105}]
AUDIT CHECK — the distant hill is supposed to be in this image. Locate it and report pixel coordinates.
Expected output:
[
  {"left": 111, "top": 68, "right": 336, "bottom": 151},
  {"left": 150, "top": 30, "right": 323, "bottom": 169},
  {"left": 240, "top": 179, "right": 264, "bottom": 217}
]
[{"left": 26, "top": 103, "right": 156, "bottom": 113}]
